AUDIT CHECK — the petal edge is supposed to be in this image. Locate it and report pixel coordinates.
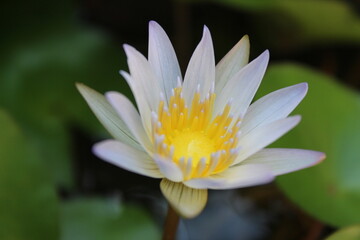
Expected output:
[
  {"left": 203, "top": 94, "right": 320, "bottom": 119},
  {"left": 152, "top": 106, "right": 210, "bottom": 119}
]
[
  {"left": 240, "top": 148, "right": 325, "bottom": 175},
  {"left": 93, "top": 140, "right": 162, "bottom": 178},
  {"left": 76, "top": 83, "right": 141, "bottom": 150}
]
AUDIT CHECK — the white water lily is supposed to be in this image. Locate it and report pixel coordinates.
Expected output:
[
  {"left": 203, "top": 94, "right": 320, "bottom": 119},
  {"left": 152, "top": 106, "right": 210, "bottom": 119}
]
[{"left": 77, "top": 21, "right": 325, "bottom": 218}]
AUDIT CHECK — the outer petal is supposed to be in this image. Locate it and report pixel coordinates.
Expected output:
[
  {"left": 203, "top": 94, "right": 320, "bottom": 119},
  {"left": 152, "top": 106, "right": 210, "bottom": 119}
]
[
  {"left": 234, "top": 115, "right": 301, "bottom": 165},
  {"left": 123, "top": 45, "right": 161, "bottom": 108},
  {"left": 160, "top": 179, "right": 207, "bottom": 218},
  {"left": 148, "top": 21, "right": 182, "bottom": 102},
  {"left": 241, "top": 83, "right": 308, "bottom": 136},
  {"left": 153, "top": 155, "right": 183, "bottom": 182},
  {"left": 76, "top": 83, "right": 142, "bottom": 150},
  {"left": 184, "top": 164, "right": 274, "bottom": 190},
  {"left": 93, "top": 140, "right": 163, "bottom": 178},
  {"left": 106, "top": 92, "right": 153, "bottom": 153},
  {"left": 123, "top": 44, "right": 161, "bottom": 117},
  {"left": 120, "top": 71, "right": 152, "bottom": 135},
  {"left": 214, "top": 50, "right": 269, "bottom": 120},
  {"left": 215, "top": 35, "right": 250, "bottom": 94},
  {"left": 240, "top": 148, "right": 325, "bottom": 175},
  {"left": 183, "top": 26, "right": 215, "bottom": 103}
]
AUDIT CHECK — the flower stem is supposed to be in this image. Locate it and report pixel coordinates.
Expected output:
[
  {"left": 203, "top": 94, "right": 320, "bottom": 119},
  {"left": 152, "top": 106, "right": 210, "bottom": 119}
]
[{"left": 162, "top": 205, "right": 180, "bottom": 240}]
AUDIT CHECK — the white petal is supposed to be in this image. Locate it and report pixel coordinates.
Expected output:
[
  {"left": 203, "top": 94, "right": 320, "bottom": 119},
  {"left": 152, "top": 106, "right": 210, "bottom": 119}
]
[
  {"left": 240, "top": 148, "right": 325, "bottom": 175},
  {"left": 215, "top": 35, "right": 250, "bottom": 94},
  {"left": 184, "top": 164, "right": 273, "bottom": 190},
  {"left": 241, "top": 83, "right": 308, "bottom": 136},
  {"left": 148, "top": 21, "right": 182, "bottom": 102},
  {"left": 123, "top": 44, "right": 161, "bottom": 112},
  {"left": 160, "top": 179, "right": 207, "bottom": 218},
  {"left": 120, "top": 71, "right": 152, "bottom": 135},
  {"left": 106, "top": 91, "right": 153, "bottom": 153},
  {"left": 183, "top": 26, "right": 215, "bottom": 103},
  {"left": 153, "top": 155, "right": 183, "bottom": 182},
  {"left": 93, "top": 140, "right": 162, "bottom": 178},
  {"left": 214, "top": 50, "right": 269, "bottom": 120},
  {"left": 234, "top": 115, "right": 301, "bottom": 164},
  {"left": 76, "top": 83, "right": 142, "bottom": 150}
]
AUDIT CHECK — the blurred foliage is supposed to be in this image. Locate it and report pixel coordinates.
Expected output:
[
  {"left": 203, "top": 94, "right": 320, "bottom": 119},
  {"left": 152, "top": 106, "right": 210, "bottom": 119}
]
[
  {"left": 0, "top": 110, "right": 159, "bottom": 240},
  {"left": 326, "top": 224, "right": 360, "bottom": 240},
  {"left": 0, "top": 19, "right": 131, "bottom": 188},
  {"left": 0, "top": 109, "right": 59, "bottom": 239},
  {"left": 1, "top": 0, "right": 152, "bottom": 239},
  {"left": 61, "top": 198, "right": 160, "bottom": 240},
  {"left": 1, "top": 0, "right": 360, "bottom": 238},
  {"left": 192, "top": 0, "right": 360, "bottom": 50},
  {"left": 258, "top": 64, "right": 360, "bottom": 227}
]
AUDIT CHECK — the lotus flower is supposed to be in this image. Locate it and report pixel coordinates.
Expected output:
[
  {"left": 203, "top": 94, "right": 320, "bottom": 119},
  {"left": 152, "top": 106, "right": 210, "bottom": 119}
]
[{"left": 77, "top": 21, "right": 325, "bottom": 218}]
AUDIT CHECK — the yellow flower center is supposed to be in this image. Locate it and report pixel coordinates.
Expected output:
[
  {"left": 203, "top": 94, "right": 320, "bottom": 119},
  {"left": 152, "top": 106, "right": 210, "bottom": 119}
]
[
  {"left": 171, "top": 130, "right": 215, "bottom": 166},
  {"left": 152, "top": 86, "right": 240, "bottom": 180}
]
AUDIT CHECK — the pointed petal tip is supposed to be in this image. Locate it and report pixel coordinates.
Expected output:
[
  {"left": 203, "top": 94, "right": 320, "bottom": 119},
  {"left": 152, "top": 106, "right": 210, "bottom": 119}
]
[
  {"left": 148, "top": 20, "right": 162, "bottom": 32},
  {"left": 283, "top": 150, "right": 326, "bottom": 173},
  {"left": 240, "top": 35, "right": 250, "bottom": 47},
  {"left": 203, "top": 25, "right": 209, "bottom": 33},
  {"left": 122, "top": 44, "right": 134, "bottom": 55},
  {"left": 291, "top": 114, "right": 302, "bottom": 124},
  {"left": 92, "top": 140, "right": 110, "bottom": 157},
  {"left": 104, "top": 91, "right": 119, "bottom": 101},
  {"left": 256, "top": 49, "right": 270, "bottom": 63},
  {"left": 75, "top": 82, "right": 84, "bottom": 90},
  {"left": 76, "top": 82, "right": 95, "bottom": 98},
  {"left": 298, "top": 82, "right": 309, "bottom": 95},
  {"left": 263, "top": 49, "right": 270, "bottom": 59},
  {"left": 288, "top": 149, "right": 326, "bottom": 171},
  {"left": 251, "top": 49, "right": 269, "bottom": 67},
  {"left": 235, "top": 34, "right": 250, "bottom": 47},
  {"left": 149, "top": 20, "right": 157, "bottom": 26},
  {"left": 92, "top": 139, "right": 120, "bottom": 154},
  {"left": 287, "top": 82, "right": 308, "bottom": 96},
  {"left": 232, "top": 34, "right": 250, "bottom": 51},
  {"left": 202, "top": 25, "right": 212, "bottom": 40},
  {"left": 297, "top": 82, "right": 308, "bottom": 88},
  {"left": 119, "top": 70, "right": 128, "bottom": 77},
  {"left": 122, "top": 43, "right": 129, "bottom": 49},
  {"left": 314, "top": 151, "right": 326, "bottom": 165}
]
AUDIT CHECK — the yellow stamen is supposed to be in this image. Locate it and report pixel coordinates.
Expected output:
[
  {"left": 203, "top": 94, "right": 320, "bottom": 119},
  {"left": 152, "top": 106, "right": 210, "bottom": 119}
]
[{"left": 152, "top": 87, "right": 240, "bottom": 180}]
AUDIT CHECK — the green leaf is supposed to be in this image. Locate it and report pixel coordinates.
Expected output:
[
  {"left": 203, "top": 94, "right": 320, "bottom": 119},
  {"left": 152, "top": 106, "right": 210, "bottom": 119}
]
[
  {"left": 206, "top": 0, "right": 360, "bottom": 48},
  {"left": 256, "top": 63, "right": 360, "bottom": 227},
  {"left": 0, "top": 0, "right": 73, "bottom": 53},
  {"left": 61, "top": 198, "right": 160, "bottom": 240},
  {"left": 0, "top": 109, "right": 59, "bottom": 240},
  {"left": 326, "top": 225, "right": 360, "bottom": 240},
  {"left": 0, "top": 28, "right": 131, "bottom": 187}
]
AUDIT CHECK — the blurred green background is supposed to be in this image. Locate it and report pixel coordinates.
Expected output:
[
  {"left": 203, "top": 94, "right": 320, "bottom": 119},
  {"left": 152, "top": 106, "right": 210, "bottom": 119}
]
[{"left": 0, "top": 0, "right": 360, "bottom": 239}]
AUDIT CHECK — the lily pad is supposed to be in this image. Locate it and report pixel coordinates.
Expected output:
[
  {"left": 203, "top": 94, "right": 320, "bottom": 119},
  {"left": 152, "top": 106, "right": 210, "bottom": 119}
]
[
  {"left": 0, "top": 28, "right": 130, "bottom": 187},
  {"left": 0, "top": 109, "right": 59, "bottom": 240},
  {"left": 203, "top": 0, "right": 360, "bottom": 48},
  {"left": 326, "top": 225, "right": 360, "bottom": 240},
  {"left": 256, "top": 64, "right": 360, "bottom": 227},
  {"left": 61, "top": 198, "right": 160, "bottom": 240}
]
